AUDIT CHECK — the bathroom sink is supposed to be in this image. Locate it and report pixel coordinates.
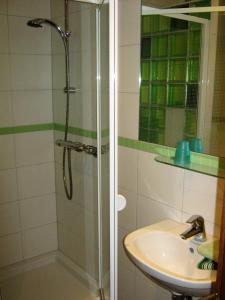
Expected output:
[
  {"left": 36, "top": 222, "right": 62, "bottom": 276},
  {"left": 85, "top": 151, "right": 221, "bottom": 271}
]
[{"left": 124, "top": 220, "right": 217, "bottom": 297}]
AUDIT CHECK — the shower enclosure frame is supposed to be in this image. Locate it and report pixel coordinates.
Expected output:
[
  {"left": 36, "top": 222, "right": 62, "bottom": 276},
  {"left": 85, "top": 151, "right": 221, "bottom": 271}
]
[{"left": 109, "top": 0, "right": 118, "bottom": 299}]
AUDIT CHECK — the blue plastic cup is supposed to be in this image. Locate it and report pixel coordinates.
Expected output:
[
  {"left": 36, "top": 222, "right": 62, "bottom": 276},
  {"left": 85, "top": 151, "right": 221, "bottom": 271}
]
[
  {"left": 174, "top": 140, "right": 190, "bottom": 165},
  {"left": 190, "top": 138, "right": 204, "bottom": 153}
]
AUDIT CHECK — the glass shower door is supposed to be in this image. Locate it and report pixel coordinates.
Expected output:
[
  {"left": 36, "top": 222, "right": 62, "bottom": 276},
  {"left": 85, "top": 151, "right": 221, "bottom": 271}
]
[{"left": 52, "top": 0, "right": 116, "bottom": 299}]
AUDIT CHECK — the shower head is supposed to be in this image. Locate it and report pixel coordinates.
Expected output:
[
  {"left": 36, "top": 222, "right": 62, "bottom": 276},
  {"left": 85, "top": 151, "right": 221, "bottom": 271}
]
[
  {"left": 27, "top": 18, "right": 68, "bottom": 41},
  {"left": 27, "top": 19, "right": 43, "bottom": 28}
]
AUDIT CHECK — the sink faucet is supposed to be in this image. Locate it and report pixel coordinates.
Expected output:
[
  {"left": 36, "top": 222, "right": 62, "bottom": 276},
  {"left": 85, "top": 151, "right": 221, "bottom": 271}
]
[{"left": 180, "top": 215, "right": 207, "bottom": 242}]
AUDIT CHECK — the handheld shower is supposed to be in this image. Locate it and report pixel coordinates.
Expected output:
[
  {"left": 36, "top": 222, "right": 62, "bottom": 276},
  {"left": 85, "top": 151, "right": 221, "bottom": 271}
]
[{"left": 27, "top": 18, "right": 73, "bottom": 200}]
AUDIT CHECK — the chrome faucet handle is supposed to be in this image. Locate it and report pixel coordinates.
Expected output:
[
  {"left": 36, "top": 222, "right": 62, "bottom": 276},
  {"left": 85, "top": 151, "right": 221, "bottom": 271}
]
[
  {"left": 184, "top": 215, "right": 207, "bottom": 242},
  {"left": 186, "top": 215, "right": 204, "bottom": 225}
]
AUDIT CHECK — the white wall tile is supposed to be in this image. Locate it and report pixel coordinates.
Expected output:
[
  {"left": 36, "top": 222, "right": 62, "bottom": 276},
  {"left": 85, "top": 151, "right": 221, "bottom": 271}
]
[
  {"left": 0, "top": 135, "right": 15, "bottom": 170},
  {"left": 0, "top": 233, "right": 22, "bottom": 267},
  {"left": 51, "top": 0, "right": 65, "bottom": 18},
  {"left": 79, "top": 9, "right": 97, "bottom": 52},
  {"left": 8, "top": 16, "right": 51, "bottom": 54},
  {"left": 79, "top": 91, "right": 97, "bottom": 131},
  {"left": 118, "top": 187, "right": 137, "bottom": 231},
  {"left": 0, "top": 55, "right": 10, "bottom": 91},
  {"left": 0, "top": 169, "right": 18, "bottom": 203},
  {"left": 137, "top": 195, "right": 182, "bottom": 229},
  {"left": 20, "top": 194, "right": 56, "bottom": 230},
  {"left": 17, "top": 162, "right": 55, "bottom": 199},
  {"left": 12, "top": 90, "right": 53, "bottom": 126},
  {"left": 135, "top": 270, "right": 170, "bottom": 300},
  {"left": 183, "top": 171, "right": 223, "bottom": 224},
  {"left": 52, "top": 54, "right": 65, "bottom": 90},
  {"left": 0, "top": 202, "right": 20, "bottom": 236},
  {"left": 118, "top": 0, "right": 140, "bottom": 46},
  {"left": 57, "top": 196, "right": 98, "bottom": 238},
  {"left": 0, "top": 15, "right": 9, "bottom": 53},
  {"left": 15, "top": 131, "right": 54, "bottom": 167},
  {"left": 68, "top": 11, "right": 82, "bottom": 52},
  {"left": 0, "top": 92, "right": 13, "bottom": 127},
  {"left": 8, "top": 0, "right": 50, "bottom": 18},
  {"left": 51, "top": 20, "right": 65, "bottom": 55},
  {"left": 11, "top": 54, "right": 52, "bottom": 90},
  {"left": 0, "top": 0, "right": 7, "bottom": 14},
  {"left": 118, "top": 262, "right": 136, "bottom": 300},
  {"left": 118, "top": 227, "right": 136, "bottom": 272},
  {"left": 52, "top": 90, "right": 66, "bottom": 124},
  {"left": 22, "top": 223, "right": 58, "bottom": 259},
  {"left": 57, "top": 222, "right": 77, "bottom": 263},
  {"left": 118, "top": 92, "right": 139, "bottom": 140},
  {"left": 138, "top": 151, "right": 184, "bottom": 210},
  {"left": 77, "top": 172, "right": 98, "bottom": 213},
  {"left": 118, "top": 146, "right": 138, "bottom": 193},
  {"left": 119, "top": 45, "right": 140, "bottom": 93}
]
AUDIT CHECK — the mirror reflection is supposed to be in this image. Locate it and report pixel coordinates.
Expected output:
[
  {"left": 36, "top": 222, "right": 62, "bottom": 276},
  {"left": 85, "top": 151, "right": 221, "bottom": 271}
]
[{"left": 139, "top": 1, "right": 225, "bottom": 157}]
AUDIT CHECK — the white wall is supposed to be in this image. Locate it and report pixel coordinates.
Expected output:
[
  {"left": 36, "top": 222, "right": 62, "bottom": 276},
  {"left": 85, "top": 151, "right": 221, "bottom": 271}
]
[
  {"left": 0, "top": 0, "right": 57, "bottom": 268},
  {"left": 118, "top": 1, "right": 224, "bottom": 299}
]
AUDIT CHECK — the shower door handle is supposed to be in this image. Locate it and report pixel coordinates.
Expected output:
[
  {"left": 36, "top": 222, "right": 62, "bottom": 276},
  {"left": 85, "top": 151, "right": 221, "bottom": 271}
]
[{"left": 117, "top": 194, "right": 127, "bottom": 212}]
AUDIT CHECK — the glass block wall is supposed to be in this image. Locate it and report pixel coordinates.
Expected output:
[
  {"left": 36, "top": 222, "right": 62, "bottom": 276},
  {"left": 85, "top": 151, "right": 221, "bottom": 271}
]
[{"left": 139, "top": 0, "right": 210, "bottom": 146}]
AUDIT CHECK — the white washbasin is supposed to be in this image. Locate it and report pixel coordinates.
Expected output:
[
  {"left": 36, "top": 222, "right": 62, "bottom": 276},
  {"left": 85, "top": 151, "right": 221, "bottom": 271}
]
[{"left": 124, "top": 220, "right": 217, "bottom": 297}]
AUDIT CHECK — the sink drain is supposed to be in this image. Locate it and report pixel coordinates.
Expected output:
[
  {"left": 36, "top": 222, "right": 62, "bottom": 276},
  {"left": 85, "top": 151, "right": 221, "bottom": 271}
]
[{"left": 189, "top": 247, "right": 194, "bottom": 254}]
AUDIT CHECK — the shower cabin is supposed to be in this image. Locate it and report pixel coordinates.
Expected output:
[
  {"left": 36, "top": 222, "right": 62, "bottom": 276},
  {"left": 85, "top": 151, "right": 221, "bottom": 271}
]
[{"left": 0, "top": 0, "right": 117, "bottom": 299}]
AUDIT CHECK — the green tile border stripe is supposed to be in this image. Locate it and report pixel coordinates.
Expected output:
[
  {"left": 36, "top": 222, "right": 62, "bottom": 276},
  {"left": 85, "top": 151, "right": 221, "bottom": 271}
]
[
  {"left": 0, "top": 123, "right": 219, "bottom": 169},
  {"left": 0, "top": 123, "right": 109, "bottom": 139},
  {"left": 118, "top": 136, "right": 219, "bottom": 169},
  {"left": 0, "top": 123, "right": 54, "bottom": 135}
]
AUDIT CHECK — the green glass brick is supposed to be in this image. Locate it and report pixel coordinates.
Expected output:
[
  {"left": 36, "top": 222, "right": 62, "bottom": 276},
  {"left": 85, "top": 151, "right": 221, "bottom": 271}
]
[
  {"left": 185, "top": 110, "right": 197, "bottom": 136},
  {"left": 168, "top": 84, "right": 186, "bottom": 107},
  {"left": 140, "top": 84, "right": 149, "bottom": 105},
  {"left": 141, "top": 37, "right": 151, "bottom": 58},
  {"left": 151, "top": 60, "right": 167, "bottom": 81},
  {"left": 141, "top": 61, "right": 150, "bottom": 81},
  {"left": 158, "top": 16, "right": 170, "bottom": 32},
  {"left": 139, "top": 128, "right": 149, "bottom": 142},
  {"left": 149, "top": 108, "right": 165, "bottom": 129},
  {"left": 170, "top": 32, "right": 188, "bottom": 57},
  {"left": 188, "top": 58, "right": 199, "bottom": 82},
  {"left": 151, "top": 35, "right": 168, "bottom": 58},
  {"left": 139, "top": 106, "right": 150, "bottom": 128},
  {"left": 189, "top": 31, "right": 201, "bottom": 56},
  {"left": 151, "top": 84, "right": 167, "bottom": 106},
  {"left": 169, "top": 59, "right": 186, "bottom": 81},
  {"left": 142, "top": 16, "right": 151, "bottom": 35},
  {"left": 149, "top": 15, "right": 159, "bottom": 33},
  {"left": 189, "top": 20, "right": 201, "bottom": 30},
  {"left": 149, "top": 130, "right": 165, "bottom": 144}
]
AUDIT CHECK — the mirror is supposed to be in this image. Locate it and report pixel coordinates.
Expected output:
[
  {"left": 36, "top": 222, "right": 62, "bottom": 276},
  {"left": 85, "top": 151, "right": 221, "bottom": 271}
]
[{"left": 139, "top": 1, "right": 225, "bottom": 158}]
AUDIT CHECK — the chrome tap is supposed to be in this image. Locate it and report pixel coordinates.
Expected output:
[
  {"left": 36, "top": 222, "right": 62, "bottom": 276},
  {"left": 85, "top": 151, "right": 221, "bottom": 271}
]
[{"left": 180, "top": 215, "right": 207, "bottom": 242}]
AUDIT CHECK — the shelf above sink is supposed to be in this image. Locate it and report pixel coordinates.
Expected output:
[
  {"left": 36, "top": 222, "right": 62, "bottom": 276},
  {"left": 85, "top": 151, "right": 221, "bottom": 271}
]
[{"left": 155, "top": 155, "right": 225, "bottom": 178}]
